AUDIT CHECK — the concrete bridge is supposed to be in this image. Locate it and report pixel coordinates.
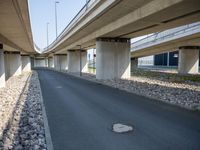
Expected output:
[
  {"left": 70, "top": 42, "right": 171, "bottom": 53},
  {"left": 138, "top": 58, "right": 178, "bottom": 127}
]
[
  {"left": 1, "top": 1, "right": 200, "bottom": 149},
  {"left": 131, "top": 22, "right": 200, "bottom": 74},
  {"left": 1, "top": 0, "right": 200, "bottom": 88}
]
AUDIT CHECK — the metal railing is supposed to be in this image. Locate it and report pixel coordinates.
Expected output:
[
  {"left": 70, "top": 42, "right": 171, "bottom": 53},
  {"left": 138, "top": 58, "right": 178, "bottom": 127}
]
[{"left": 131, "top": 22, "right": 200, "bottom": 51}]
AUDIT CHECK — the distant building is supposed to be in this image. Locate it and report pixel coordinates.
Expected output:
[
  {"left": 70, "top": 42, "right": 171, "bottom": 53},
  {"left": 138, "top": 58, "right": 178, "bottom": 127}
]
[
  {"left": 138, "top": 56, "right": 154, "bottom": 66},
  {"left": 139, "top": 50, "right": 200, "bottom": 67},
  {"left": 154, "top": 51, "right": 179, "bottom": 66}
]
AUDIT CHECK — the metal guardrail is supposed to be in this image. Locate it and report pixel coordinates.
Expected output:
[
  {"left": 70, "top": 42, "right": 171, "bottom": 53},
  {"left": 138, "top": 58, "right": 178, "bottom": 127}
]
[
  {"left": 35, "top": 0, "right": 97, "bottom": 53},
  {"left": 131, "top": 22, "right": 200, "bottom": 51}
]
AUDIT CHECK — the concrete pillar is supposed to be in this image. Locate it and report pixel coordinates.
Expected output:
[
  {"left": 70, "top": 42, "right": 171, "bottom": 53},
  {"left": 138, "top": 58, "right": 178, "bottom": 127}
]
[
  {"left": 30, "top": 57, "right": 34, "bottom": 69},
  {"left": 4, "top": 51, "right": 22, "bottom": 79},
  {"left": 34, "top": 58, "right": 46, "bottom": 67},
  {"left": 178, "top": 46, "right": 199, "bottom": 74},
  {"left": 59, "top": 55, "right": 68, "bottom": 71},
  {"left": 21, "top": 55, "right": 31, "bottom": 72},
  {"left": 45, "top": 57, "right": 48, "bottom": 67},
  {"left": 67, "top": 50, "right": 88, "bottom": 73},
  {"left": 53, "top": 55, "right": 60, "bottom": 70},
  {"left": 53, "top": 54, "right": 68, "bottom": 71},
  {"left": 131, "top": 57, "right": 138, "bottom": 72},
  {"left": 48, "top": 57, "right": 54, "bottom": 68},
  {"left": 96, "top": 38, "right": 130, "bottom": 79},
  {"left": 0, "top": 44, "right": 5, "bottom": 88}
]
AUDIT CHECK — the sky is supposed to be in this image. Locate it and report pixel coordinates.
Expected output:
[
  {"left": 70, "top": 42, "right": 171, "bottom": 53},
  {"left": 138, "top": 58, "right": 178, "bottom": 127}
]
[{"left": 28, "top": 0, "right": 86, "bottom": 49}]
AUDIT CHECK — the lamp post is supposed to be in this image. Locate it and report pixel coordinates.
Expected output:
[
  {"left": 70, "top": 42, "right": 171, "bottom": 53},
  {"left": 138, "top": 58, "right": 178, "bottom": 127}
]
[
  {"left": 93, "top": 48, "right": 95, "bottom": 71},
  {"left": 77, "top": 45, "right": 82, "bottom": 76},
  {"left": 46, "top": 22, "right": 49, "bottom": 48},
  {"left": 86, "top": 0, "right": 88, "bottom": 10},
  {"left": 55, "top": 1, "right": 59, "bottom": 39}
]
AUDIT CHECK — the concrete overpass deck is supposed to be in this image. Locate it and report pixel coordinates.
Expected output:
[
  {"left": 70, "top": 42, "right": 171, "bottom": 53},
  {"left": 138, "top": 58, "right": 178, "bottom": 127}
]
[
  {"left": 131, "top": 22, "right": 200, "bottom": 58},
  {"left": 1, "top": 0, "right": 200, "bottom": 87},
  {"left": 41, "top": 0, "right": 200, "bottom": 54},
  {"left": 0, "top": 0, "right": 34, "bottom": 54}
]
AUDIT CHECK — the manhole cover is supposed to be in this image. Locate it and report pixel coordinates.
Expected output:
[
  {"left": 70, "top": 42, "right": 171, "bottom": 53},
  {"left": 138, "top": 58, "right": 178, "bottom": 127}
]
[
  {"left": 55, "top": 86, "right": 62, "bottom": 89},
  {"left": 112, "top": 123, "right": 134, "bottom": 133}
]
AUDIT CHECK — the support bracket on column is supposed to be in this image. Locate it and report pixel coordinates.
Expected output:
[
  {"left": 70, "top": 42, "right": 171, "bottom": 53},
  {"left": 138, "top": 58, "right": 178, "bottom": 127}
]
[
  {"left": 21, "top": 54, "right": 30, "bottom": 56},
  {"left": 179, "top": 46, "right": 200, "bottom": 50},
  {"left": 0, "top": 44, "right": 3, "bottom": 49},
  {"left": 4, "top": 51, "right": 20, "bottom": 54},
  {"left": 96, "top": 37, "right": 130, "bottom": 43}
]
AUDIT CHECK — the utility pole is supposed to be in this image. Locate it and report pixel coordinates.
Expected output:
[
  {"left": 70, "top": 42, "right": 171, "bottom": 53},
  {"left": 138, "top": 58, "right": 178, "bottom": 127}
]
[
  {"left": 86, "top": 0, "right": 88, "bottom": 10},
  {"left": 46, "top": 22, "right": 49, "bottom": 48},
  {"left": 93, "top": 48, "right": 95, "bottom": 70},
  {"left": 77, "top": 45, "right": 82, "bottom": 76},
  {"left": 55, "top": 1, "right": 59, "bottom": 39}
]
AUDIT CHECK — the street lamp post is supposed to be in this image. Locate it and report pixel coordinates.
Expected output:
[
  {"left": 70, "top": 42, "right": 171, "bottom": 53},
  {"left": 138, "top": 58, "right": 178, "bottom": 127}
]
[
  {"left": 77, "top": 45, "right": 82, "bottom": 76},
  {"left": 55, "top": 1, "right": 59, "bottom": 39},
  {"left": 46, "top": 22, "right": 49, "bottom": 48},
  {"left": 93, "top": 48, "right": 95, "bottom": 69},
  {"left": 86, "top": 0, "right": 88, "bottom": 10}
]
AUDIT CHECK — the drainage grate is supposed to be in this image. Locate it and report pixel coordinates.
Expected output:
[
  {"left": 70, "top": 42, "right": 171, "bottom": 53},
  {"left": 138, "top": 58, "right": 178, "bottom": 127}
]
[{"left": 112, "top": 123, "right": 134, "bottom": 133}]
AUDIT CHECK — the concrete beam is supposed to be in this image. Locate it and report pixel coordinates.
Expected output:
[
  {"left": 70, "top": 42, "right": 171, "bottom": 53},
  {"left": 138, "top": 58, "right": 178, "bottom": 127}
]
[
  {"left": 0, "top": 44, "right": 5, "bottom": 88},
  {"left": 96, "top": 38, "right": 130, "bottom": 79},
  {"left": 178, "top": 46, "right": 199, "bottom": 74},
  {"left": 67, "top": 50, "right": 88, "bottom": 73},
  {"left": 21, "top": 55, "right": 31, "bottom": 72}
]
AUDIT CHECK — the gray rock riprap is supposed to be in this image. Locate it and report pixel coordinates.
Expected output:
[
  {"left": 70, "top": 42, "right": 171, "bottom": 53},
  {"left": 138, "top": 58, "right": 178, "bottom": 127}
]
[
  {"left": 72, "top": 72, "right": 200, "bottom": 110},
  {"left": 0, "top": 71, "right": 46, "bottom": 150}
]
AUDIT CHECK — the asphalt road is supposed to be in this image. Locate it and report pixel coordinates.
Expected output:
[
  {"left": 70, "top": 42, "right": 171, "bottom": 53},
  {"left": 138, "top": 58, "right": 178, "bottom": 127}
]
[{"left": 37, "top": 69, "right": 200, "bottom": 150}]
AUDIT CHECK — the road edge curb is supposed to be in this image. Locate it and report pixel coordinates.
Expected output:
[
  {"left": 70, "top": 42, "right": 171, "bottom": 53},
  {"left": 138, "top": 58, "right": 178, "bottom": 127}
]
[{"left": 36, "top": 71, "right": 54, "bottom": 150}]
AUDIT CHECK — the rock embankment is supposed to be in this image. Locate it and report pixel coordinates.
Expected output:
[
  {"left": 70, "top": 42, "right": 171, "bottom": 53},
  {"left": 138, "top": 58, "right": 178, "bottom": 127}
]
[
  {"left": 0, "top": 71, "right": 46, "bottom": 150},
  {"left": 74, "top": 72, "right": 200, "bottom": 111}
]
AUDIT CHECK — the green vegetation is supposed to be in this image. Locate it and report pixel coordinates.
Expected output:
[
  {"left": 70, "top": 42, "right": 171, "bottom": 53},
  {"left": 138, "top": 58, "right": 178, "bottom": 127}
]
[
  {"left": 88, "top": 67, "right": 96, "bottom": 74},
  {"left": 131, "top": 69, "right": 200, "bottom": 83}
]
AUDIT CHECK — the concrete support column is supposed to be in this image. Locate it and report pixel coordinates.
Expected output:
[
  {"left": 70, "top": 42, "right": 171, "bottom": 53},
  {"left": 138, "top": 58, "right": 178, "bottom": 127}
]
[
  {"left": 178, "top": 46, "right": 199, "bottom": 74},
  {"left": 21, "top": 55, "right": 31, "bottom": 72},
  {"left": 0, "top": 44, "right": 5, "bottom": 88},
  {"left": 4, "top": 51, "right": 22, "bottom": 79},
  {"left": 67, "top": 50, "right": 88, "bottom": 73},
  {"left": 131, "top": 57, "right": 138, "bottom": 72},
  {"left": 53, "top": 55, "right": 60, "bottom": 70},
  {"left": 59, "top": 54, "right": 68, "bottom": 71},
  {"left": 34, "top": 58, "right": 46, "bottom": 67},
  {"left": 48, "top": 57, "right": 54, "bottom": 68},
  {"left": 30, "top": 57, "right": 34, "bottom": 69},
  {"left": 45, "top": 57, "right": 48, "bottom": 67},
  {"left": 53, "top": 54, "right": 68, "bottom": 71},
  {"left": 96, "top": 38, "right": 130, "bottom": 79}
]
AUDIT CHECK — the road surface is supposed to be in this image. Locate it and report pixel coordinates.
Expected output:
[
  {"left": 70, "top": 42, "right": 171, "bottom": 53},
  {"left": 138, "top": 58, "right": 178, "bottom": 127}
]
[{"left": 37, "top": 69, "right": 200, "bottom": 150}]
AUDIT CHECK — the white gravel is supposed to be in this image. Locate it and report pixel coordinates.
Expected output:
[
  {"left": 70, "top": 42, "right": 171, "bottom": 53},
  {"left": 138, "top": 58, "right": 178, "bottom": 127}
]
[{"left": 0, "top": 71, "right": 47, "bottom": 150}]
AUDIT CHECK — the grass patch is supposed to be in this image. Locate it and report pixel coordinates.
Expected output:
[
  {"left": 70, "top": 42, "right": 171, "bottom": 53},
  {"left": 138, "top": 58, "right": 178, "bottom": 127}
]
[{"left": 132, "top": 69, "right": 200, "bottom": 83}]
